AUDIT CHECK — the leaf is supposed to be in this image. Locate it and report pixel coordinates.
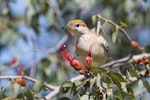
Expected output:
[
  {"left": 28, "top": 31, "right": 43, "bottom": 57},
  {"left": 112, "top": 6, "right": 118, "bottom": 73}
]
[
  {"left": 126, "top": 84, "right": 134, "bottom": 95},
  {"left": 143, "top": 80, "right": 150, "bottom": 93},
  {"left": 101, "top": 73, "right": 112, "bottom": 84},
  {"left": 112, "top": 85, "right": 122, "bottom": 99},
  {"left": 2, "top": 97, "right": 19, "bottom": 100},
  {"left": 22, "top": 88, "right": 34, "bottom": 100},
  {"left": 90, "top": 67, "right": 107, "bottom": 74},
  {"left": 70, "top": 83, "right": 77, "bottom": 96},
  {"left": 129, "top": 68, "right": 140, "bottom": 78},
  {"left": 0, "top": 91, "right": 7, "bottom": 99},
  {"left": 126, "top": 71, "right": 132, "bottom": 80},
  {"left": 96, "top": 74, "right": 102, "bottom": 89},
  {"left": 112, "top": 32, "right": 118, "bottom": 43},
  {"left": 90, "top": 77, "right": 96, "bottom": 91},
  {"left": 34, "top": 80, "right": 45, "bottom": 93},
  {"left": 121, "top": 91, "right": 134, "bottom": 100},
  {"left": 120, "top": 21, "right": 128, "bottom": 28},
  {"left": 59, "top": 81, "right": 73, "bottom": 94},
  {"left": 145, "top": 45, "right": 150, "bottom": 53},
  {"left": 80, "top": 95, "right": 88, "bottom": 100},
  {"left": 138, "top": 80, "right": 143, "bottom": 90},
  {"left": 80, "top": 94, "right": 93, "bottom": 100},
  {"left": 40, "top": 57, "right": 51, "bottom": 68},
  {"left": 110, "top": 72, "right": 126, "bottom": 82},
  {"left": 92, "top": 15, "right": 97, "bottom": 25},
  {"left": 110, "top": 75, "right": 121, "bottom": 88}
]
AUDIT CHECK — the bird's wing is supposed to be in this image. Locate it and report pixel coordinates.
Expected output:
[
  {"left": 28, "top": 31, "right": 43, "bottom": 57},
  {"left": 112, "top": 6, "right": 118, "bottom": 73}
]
[{"left": 98, "top": 36, "right": 109, "bottom": 53}]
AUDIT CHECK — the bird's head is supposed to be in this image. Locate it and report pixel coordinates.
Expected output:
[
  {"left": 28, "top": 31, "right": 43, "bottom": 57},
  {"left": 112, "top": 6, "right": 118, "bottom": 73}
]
[{"left": 62, "top": 19, "right": 89, "bottom": 36}]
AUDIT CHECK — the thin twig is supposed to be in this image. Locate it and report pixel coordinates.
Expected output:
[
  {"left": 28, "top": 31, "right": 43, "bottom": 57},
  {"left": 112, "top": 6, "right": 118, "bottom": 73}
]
[
  {"left": 94, "top": 14, "right": 132, "bottom": 43},
  {"left": 43, "top": 75, "right": 84, "bottom": 100},
  {"left": 101, "top": 53, "right": 150, "bottom": 69},
  {"left": 0, "top": 75, "right": 57, "bottom": 90}
]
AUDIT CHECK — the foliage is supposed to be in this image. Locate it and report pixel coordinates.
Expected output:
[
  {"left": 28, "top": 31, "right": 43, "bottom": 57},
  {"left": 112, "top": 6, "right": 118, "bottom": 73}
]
[{"left": 0, "top": 0, "right": 150, "bottom": 100}]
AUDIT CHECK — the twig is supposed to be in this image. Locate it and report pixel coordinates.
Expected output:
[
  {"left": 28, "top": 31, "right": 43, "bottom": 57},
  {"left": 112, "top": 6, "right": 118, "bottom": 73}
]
[
  {"left": 101, "top": 53, "right": 150, "bottom": 69},
  {"left": 0, "top": 75, "right": 57, "bottom": 90},
  {"left": 43, "top": 75, "right": 84, "bottom": 100},
  {"left": 0, "top": 34, "right": 69, "bottom": 73},
  {"left": 24, "top": 34, "right": 68, "bottom": 71},
  {"left": 0, "top": 53, "right": 150, "bottom": 99},
  {"left": 94, "top": 14, "right": 132, "bottom": 44}
]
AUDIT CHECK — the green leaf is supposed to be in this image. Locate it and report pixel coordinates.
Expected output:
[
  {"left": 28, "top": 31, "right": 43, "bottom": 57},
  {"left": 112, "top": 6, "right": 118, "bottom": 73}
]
[
  {"left": 90, "top": 77, "right": 96, "bottom": 91},
  {"left": 110, "top": 75, "right": 121, "bottom": 88},
  {"left": 70, "top": 83, "right": 77, "bottom": 96},
  {"left": 121, "top": 91, "right": 134, "bottom": 100},
  {"left": 112, "top": 85, "right": 122, "bottom": 100},
  {"left": 129, "top": 68, "right": 140, "bottom": 78},
  {"left": 90, "top": 67, "right": 107, "bottom": 74},
  {"left": 0, "top": 91, "right": 7, "bottom": 99},
  {"left": 40, "top": 57, "right": 51, "bottom": 68},
  {"left": 143, "top": 80, "right": 150, "bottom": 93},
  {"left": 80, "top": 94, "right": 93, "bottom": 100},
  {"left": 145, "top": 45, "right": 150, "bottom": 53},
  {"left": 92, "top": 15, "right": 97, "bottom": 25},
  {"left": 80, "top": 95, "right": 89, "bottom": 100},
  {"left": 120, "top": 21, "right": 128, "bottom": 28},
  {"left": 34, "top": 80, "right": 45, "bottom": 93},
  {"left": 96, "top": 74, "right": 102, "bottom": 89},
  {"left": 101, "top": 73, "right": 112, "bottom": 84},
  {"left": 112, "top": 32, "right": 118, "bottom": 43},
  {"left": 110, "top": 72, "right": 126, "bottom": 82},
  {"left": 95, "top": 14, "right": 104, "bottom": 22},
  {"left": 22, "top": 88, "right": 34, "bottom": 100},
  {"left": 59, "top": 81, "right": 73, "bottom": 94},
  {"left": 2, "top": 97, "right": 19, "bottom": 100},
  {"left": 126, "top": 84, "right": 134, "bottom": 95}
]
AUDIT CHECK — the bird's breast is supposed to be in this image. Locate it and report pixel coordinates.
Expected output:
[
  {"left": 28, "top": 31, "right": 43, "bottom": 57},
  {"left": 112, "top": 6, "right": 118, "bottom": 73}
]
[{"left": 76, "top": 34, "right": 107, "bottom": 62}]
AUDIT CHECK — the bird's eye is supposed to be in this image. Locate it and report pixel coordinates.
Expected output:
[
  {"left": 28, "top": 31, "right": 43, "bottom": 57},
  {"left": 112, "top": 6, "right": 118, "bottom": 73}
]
[{"left": 75, "top": 24, "right": 80, "bottom": 27}]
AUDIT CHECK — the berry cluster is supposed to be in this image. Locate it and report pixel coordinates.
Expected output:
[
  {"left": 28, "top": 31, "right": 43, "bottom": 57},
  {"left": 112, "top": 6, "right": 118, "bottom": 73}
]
[
  {"left": 134, "top": 55, "right": 149, "bottom": 66},
  {"left": 61, "top": 45, "right": 93, "bottom": 75}
]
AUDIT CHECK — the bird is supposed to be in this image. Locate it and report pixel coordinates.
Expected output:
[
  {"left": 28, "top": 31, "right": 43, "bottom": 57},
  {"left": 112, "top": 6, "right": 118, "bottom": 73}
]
[{"left": 62, "top": 19, "right": 108, "bottom": 68}]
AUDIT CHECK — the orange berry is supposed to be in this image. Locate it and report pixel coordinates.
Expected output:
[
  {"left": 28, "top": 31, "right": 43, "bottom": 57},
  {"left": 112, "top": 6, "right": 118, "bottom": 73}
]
[
  {"left": 79, "top": 70, "right": 86, "bottom": 75},
  {"left": 85, "top": 56, "right": 93, "bottom": 70},
  {"left": 16, "top": 78, "right": 26, "bottom": 86},
  {"left": 138, "top": 58, "right": 143, "bottom": 62},
  {"left": 144, "top": 59, "right": 149, "bottom": 64},
  {"left": 10, "top": 58, "right": 17, "bottom": 64},
  {"left": 131, "top": 41, "right": 139, "bottom": 48},
  {"left": 143, "top": 55, "right": 148, "bottom": 60},
  {"left": 139, "top": 62, "right": 144, "bottom": 66},
  {"left": 70, "top": 59, "right": 82, "bottom": 71},
  {"left": 134, "top": 59, "right": 139, "bottom": 64}
]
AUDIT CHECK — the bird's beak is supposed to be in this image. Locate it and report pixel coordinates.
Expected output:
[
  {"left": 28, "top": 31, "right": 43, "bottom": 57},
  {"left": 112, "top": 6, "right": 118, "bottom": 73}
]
[
  {"left": 61, "top": 26, "right": 67, "bottom": 29},
  {"left": 61, "top": 26, "right": 68, "bottom": 30}
]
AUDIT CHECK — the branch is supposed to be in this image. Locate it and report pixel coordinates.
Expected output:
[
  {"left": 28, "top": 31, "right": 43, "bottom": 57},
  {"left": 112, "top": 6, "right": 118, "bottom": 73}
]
[
  {"left": 0, "top": 53, "right": 150, "bottom": 99},
  {"left": 94, "top": 14, "right": 132, "bottom": 44},
  {"left": 0, "top": 34, "right": 69, "bottom": 73},
  {"left": 43, "top": 53, "right": 150, "bottom": 99},
  {"left": 42, "top": 75, "right": 84, "bottom": 100},
  {"left": 0, "top": 75, "right": 57, "bottom": 90},
  {"left": 101, "top": 53, "right": 150, "bottom": 69}
]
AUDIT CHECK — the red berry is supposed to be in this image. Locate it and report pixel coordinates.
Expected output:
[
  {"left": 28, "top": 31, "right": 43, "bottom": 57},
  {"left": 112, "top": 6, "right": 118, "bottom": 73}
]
[
  {"left": 70, "top": 59, "right": 82, "bottom": 71},
  {"left": 16, "top": 78, "right": 26, "bottom": 86},
  {"left": 85, "top": 56, "right": 93, "bottom": 70},
  {"left": 131, "top": 41, "right": 139, "bottom": 48},
  {"left": 10, "top": 58, "right": 17, "bottom": 64}
]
